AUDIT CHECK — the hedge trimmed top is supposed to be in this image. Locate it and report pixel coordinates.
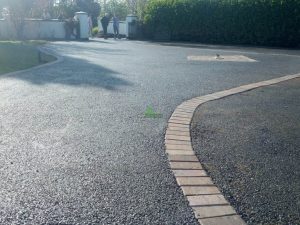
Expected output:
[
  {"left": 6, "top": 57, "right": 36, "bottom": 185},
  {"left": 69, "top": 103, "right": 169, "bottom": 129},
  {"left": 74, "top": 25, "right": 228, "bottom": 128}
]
[{"left": 143, "top": 0, "right": 300, "bottom": 47}]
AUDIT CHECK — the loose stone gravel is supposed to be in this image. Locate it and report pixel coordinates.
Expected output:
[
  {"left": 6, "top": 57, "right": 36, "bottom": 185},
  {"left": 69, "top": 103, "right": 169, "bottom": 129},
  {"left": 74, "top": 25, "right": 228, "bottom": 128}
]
[{"left": 191, "top": 78, "right": 300, "bottom": 225}]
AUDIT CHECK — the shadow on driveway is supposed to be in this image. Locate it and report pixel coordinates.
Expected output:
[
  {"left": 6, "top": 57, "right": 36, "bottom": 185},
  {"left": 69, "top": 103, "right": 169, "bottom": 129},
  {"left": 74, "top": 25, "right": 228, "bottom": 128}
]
[{"left": 2, "top": 56, "right": 132, "bottom": 91}]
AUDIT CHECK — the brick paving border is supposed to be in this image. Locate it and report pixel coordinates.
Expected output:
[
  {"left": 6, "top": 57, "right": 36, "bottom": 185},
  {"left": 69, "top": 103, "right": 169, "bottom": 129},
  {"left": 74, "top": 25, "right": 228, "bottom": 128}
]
[{"left": 165, "top": 73, "right": 300, "bottom": 225}]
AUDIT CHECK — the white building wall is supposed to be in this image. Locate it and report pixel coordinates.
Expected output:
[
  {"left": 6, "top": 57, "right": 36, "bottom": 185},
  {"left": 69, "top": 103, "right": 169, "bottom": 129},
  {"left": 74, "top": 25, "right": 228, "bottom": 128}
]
[{"left": 0, "top": 19, "right": 66, "bottom": 40}]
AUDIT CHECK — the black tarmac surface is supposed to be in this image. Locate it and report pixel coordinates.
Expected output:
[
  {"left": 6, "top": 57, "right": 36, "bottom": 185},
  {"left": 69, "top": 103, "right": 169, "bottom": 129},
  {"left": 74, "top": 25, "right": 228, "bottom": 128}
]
[
  {"left": 0, "top": 39, "right": 300, "bottom": 224},
  {"left": 191, "top": 78, "right": 300, "bottom": 225}
]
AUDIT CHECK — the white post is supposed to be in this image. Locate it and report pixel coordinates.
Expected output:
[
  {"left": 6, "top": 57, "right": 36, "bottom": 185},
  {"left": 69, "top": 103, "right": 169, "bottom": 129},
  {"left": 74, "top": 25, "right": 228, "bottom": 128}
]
[
  {"left": 75, "top": 11, "right": 89, "bottom": 40},
  {"left": 126, "top": 15, "right": 138, "bottom": 39}
]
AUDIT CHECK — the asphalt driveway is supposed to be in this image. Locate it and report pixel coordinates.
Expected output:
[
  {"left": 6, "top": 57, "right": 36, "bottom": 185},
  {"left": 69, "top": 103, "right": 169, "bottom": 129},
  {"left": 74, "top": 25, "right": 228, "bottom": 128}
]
[{"left": 0, "top": 39, "right": 300, "bottom": 224}]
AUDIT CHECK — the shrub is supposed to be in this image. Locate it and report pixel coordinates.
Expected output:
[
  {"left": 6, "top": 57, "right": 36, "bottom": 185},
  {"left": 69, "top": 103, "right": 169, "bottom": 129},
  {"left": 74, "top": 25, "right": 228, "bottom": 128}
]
[
  {"left": 92, "top": 27, "right": 99, "bottom": 36},
  {"left": 143, "top": 0, "right": 300, "bottom": 47}
]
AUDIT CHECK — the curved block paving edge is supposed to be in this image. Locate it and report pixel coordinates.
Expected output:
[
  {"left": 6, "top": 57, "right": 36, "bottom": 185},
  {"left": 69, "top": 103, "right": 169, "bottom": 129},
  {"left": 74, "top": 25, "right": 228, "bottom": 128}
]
[{"left": 165, "top": 73, "right": 300, "bottom": 225}]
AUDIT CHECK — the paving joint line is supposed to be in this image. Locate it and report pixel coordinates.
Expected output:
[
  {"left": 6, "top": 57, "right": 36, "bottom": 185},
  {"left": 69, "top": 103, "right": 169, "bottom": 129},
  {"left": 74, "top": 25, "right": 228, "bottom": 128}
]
[{"left": 165, "top": 73, "right": 300, "bottom": 225}]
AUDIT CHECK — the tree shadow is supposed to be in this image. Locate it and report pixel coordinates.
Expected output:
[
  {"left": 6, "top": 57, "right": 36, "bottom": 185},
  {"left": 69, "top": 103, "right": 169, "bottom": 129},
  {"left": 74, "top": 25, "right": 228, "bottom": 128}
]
[{"left": 5, "top": 56, "right": 132, "bottom": 91}]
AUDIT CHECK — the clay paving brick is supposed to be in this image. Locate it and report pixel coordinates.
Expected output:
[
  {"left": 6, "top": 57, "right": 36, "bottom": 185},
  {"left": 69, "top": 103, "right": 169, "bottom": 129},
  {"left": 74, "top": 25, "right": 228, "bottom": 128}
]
[
  {"left": 175, "top": 106, "right": 197, "bottom": 112},
  {"left": 176, "top": 177, "right": 213, "bottom": 186},
  {"left": 166, "top": 127, "right": 190, "bottom": 133},
  {"left": 232, "top": 86, "right": 248, "bottom": 92},
  {"left": 165, "top": 140, "right": 190, "bottom": 145},
  {"left": 169, "top": 117, "right": 192, "bottom": 122},
  {"left": 168, "top": 119, "right": 191, "bottom": 125},
  {"left": 239, "top": 84, "right": 259, "bottom": 90},
  {"left": 165, "top": 144, "right": 193, "bottom": 151},
  {"left": 173, "top": 169, "right": 207, "bottom": 177},
  {"left": 172, "top": 111, "right": 194, "bottom": 116},
  {"left": 210, "top": 91, "right": 231, "bottom": 98},
  {"left": 166, "top": 149, "right": 194, "bottom": 153},
  {"left": 168, "top": 121, "right": 191, "bottom": 126},
  {"left": 175, "top": 108, "right": 195, "bottom": 113},
  {"left": 188, "top": 99, "right": 206, "bottom": 104},
  {"left": 168, "top": 120, "right": 190, "bottom": 126},
  {"left": 258, "top": 80, "right": 277, "bottom": 86},
  {"left": 186, "top": 102, "right": 204, "bottom": 107},
  {"left": 199, "top": 215, "right": 246, "bottom": 225},
  {"left": 179, "top": 102, "right": 198, "bottom": 107},
  {"left": 213, "top": 89, "right": 239, "bottom": 97},
  {"left": 166, "top": 150, "right": 195, "bottom": 155},
  {"left": 185, "top": 99, "right": 204, "bottom": 103},
  {"left": 168, "top": 155, "right": 199, "bottom": 162},
  {"left": 177, "top": 106, "right": 198, "bottom": 110},
  {"left": 168, "top": 116, "right": 192, "bottom": 124},
  {"left": 170, "top": 115, "right": 192, "bottom": 119},
  {"left": 282, "top": 74, "right": 299, "bottom": 80},
  {"left": 195, "top": 95, "right": 216, "bottom": 101},
  {"left": 182, "top": 186, "right": 220, "bottom": 196},
  {"left": 166, "top": 130, "right": 190, "bottom": 137},
  {"left": 181, "top": 104, "right": 200, "bottom": 108},
  {"left": 216, "top": 88, "right": 241, "bottom": 96},
  {"left": 205, "top": 94, "right": 222, "bottom": 100},
  {"left": 167, "top": 126, "right": 190, "bottom": 132},
  {"left": 170, "top": 162, "right": 202, "bottom": 170},
  {"left": 165, "top": 139, "right": 191, "bottom": 145},
  {"left": 171, "top": 114, "right": 193, "bottom": 118},
  {"left": 177, "top": 101, "right": 198, "bottom": 108},
  {"left": 166, "top": 129, "right": 190, "bottom": 135},
  {"left": 166, "top": 148, "right": 193, "bottom": 152},
  {"left": 192, "top": 205, "right": 236, "bottom": 219},
  {"left": 168, "top": 123, "right": 190, "bottom": 128},
  {"left": 187, "top": 194, "right": 228, "bottom": 206},
  {"left": 165, "top": 134, "right": 190, "bottom": 141},
  {"left": 171, "top": 114, "right": 192, "bottom": 119}
]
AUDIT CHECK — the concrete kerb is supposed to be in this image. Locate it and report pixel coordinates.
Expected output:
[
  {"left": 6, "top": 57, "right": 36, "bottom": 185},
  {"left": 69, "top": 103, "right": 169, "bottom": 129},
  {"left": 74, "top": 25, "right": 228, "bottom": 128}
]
[
  {"left": 165, "top": 73, "right": 300, "bottom": 225},
  {"left": 0, "top": 45, "right": 63, "bottom": 78}
]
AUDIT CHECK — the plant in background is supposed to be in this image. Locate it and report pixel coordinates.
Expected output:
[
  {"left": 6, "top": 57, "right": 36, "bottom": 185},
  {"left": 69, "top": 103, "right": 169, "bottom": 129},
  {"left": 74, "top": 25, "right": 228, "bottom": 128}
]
[
  {"left": 100, "top": 0, "right": 129, "bottom": 20},
  {"left": 51, "top": 0, "right": 100, "bottom": 26},
  {"left": 92, "top": 27, "right": 99, "bottom": 36}
]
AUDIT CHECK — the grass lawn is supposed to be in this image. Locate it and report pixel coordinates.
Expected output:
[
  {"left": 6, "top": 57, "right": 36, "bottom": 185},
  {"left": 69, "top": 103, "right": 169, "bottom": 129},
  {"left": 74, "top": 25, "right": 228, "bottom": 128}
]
[{"left": 0, "top": 40, "right": 56, "bottom": 75}]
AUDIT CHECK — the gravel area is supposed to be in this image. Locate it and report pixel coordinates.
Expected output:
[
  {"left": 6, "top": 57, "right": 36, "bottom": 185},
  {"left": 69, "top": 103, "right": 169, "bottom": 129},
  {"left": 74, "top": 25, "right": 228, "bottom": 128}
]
[{"left": 191, "top": 78, "right": 300, "bottom": 225}]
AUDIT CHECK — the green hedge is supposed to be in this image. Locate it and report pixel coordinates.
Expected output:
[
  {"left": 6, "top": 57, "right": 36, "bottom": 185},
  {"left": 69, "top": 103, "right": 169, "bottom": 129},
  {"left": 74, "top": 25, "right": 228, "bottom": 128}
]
[{"left": 143, "top": 0, "right": 300, "bottom": 47}]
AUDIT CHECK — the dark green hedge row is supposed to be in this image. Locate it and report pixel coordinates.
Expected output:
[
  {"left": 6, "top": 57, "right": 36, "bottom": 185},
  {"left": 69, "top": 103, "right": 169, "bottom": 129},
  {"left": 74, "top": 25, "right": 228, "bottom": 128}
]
[{"left": 143, "top": 0, "right": 300, "bottom": 47}]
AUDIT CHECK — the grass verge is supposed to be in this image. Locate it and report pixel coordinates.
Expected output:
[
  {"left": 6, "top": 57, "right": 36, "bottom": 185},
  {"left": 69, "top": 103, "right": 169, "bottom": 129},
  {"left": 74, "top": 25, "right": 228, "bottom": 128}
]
[{"left": 0, "top": 40, "right": 56, "bottom": 75}]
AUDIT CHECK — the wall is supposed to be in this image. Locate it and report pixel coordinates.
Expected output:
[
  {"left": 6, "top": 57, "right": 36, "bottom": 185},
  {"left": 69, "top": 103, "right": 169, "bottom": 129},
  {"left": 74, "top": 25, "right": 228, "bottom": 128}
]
[
  {"left": 98, "top": 21, "right": 128, "bottom": 36},
  {"left": 0, "top": 19, "right": 66, "bottom": 40}
]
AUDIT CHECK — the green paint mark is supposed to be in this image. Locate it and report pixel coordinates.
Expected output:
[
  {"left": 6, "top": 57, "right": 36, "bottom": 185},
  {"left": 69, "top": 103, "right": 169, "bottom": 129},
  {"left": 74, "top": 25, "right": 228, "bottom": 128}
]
[{"left": 144, "top": 106, "right": 162, "bottom": 118}]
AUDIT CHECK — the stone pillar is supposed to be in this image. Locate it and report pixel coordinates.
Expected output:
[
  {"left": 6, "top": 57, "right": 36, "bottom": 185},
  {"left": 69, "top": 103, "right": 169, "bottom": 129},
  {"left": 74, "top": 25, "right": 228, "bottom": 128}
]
[
  {"left": 126, "top": 15, "right": 138, "bottom": 39},
  {"left": 75, "top": 11, "right": 89, "bottom": 40}
]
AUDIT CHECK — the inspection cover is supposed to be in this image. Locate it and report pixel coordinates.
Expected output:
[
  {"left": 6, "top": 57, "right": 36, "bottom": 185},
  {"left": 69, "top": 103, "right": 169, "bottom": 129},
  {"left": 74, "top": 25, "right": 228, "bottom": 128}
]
[{"left": 188, "top": 55, "right": 257, "bottom": 62}]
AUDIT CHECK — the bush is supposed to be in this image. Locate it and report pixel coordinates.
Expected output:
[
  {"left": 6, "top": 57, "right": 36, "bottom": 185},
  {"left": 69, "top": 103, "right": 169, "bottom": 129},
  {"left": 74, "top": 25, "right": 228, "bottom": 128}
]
[
  {"left": 143, "top": 0, "right": 300, "bottom": 47},
  {"left": 92, "top": 27, "right": 99, "bottom": 37}
]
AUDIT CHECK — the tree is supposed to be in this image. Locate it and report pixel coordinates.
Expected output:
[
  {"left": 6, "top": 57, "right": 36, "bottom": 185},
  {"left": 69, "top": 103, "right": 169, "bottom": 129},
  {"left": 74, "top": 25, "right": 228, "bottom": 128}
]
[
  {"left": 75, "top": 0, "right": 101, "bottom": 26},
  {"left": 0, "top": 0, "right": 36, "bottom": 39},
  {"left": 105, "top": 0, "right": 129, "bottom": 20},
  {"left": 52, "top": 0, "right": 100, "bottom": 26}
]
